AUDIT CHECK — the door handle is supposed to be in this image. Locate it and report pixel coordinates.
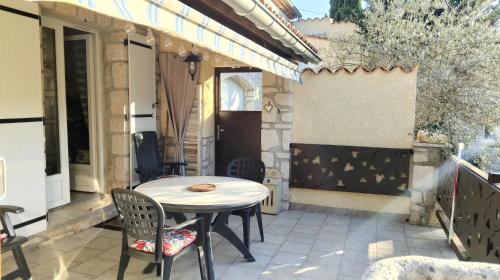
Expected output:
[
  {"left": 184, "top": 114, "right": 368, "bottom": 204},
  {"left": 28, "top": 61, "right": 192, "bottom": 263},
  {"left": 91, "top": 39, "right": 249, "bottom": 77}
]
[{"left": 217, "top": 124, "right": 224, "bottom": 140}]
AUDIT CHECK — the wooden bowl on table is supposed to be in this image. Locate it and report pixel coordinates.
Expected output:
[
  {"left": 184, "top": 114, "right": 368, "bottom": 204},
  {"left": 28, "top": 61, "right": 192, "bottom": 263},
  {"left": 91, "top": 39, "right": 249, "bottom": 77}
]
[{"left": 187, "top": 184, "right": 216, "bottom": 192}]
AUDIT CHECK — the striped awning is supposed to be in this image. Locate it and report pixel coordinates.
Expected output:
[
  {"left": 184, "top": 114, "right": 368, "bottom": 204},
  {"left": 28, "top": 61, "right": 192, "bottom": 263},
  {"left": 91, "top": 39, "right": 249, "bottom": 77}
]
[{"left": 34, "top": 0, "right": 301, "bottom": 80}]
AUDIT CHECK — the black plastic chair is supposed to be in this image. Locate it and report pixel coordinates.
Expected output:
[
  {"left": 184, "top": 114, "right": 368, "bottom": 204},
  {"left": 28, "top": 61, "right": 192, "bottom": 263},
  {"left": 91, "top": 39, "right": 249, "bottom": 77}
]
[
  {"left": 111, "top": 188, "right": 207, "bottom": 280},
  {"left": 0, "top": 205, "right": 32, "bottom": 280},
  {"left": 133, "top": 131, "right": 187, "bottom": 183},
  {"left": 226, "top": 157, "right": 265, "bottom": 249}
]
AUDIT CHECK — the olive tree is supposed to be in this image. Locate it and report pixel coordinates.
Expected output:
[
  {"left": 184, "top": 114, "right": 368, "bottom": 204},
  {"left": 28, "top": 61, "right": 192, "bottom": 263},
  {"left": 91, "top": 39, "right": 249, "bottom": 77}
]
[{"left": 324, "top": 0, "right": 500, "bottom": 168}]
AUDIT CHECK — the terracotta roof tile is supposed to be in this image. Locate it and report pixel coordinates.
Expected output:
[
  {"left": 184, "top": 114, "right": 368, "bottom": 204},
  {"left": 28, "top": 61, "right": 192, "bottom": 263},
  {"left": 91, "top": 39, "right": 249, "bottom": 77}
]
[
  {"left": 301, "top": 65, "right": 417, "bottom": 75},
  {"left": 258, "top": 0, "right": 318, "bottom": 54},
  {"left": 305, "top": 34, "right": 329, "bottom": 39},
  {"left": 271, "top": 0, "right": 301, "bottom": 19},
  {"left": 293, "top": 17, "right": 352, "bottom": 23}
]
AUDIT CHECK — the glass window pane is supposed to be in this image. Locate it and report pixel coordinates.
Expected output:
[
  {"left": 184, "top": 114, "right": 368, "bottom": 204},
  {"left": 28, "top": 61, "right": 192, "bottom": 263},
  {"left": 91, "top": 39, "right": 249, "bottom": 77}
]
[
  {"left": 64, "top": 39, "right": 90, "bottom": 164},
  {"left": 220, "top": 72, "right": 262, "bottom": 111},
  {"left": 42, "top": 27, "right": 61, "bottom": 176}
]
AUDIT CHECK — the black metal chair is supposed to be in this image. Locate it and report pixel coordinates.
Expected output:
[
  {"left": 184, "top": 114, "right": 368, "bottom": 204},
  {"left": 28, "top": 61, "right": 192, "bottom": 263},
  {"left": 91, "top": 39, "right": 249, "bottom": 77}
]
[
  {"left": 226, "top": 157, "right": 265, "bottom": 249},
  {"left": 0, "top": 206, "right": 32, "bottom": 280},
  {"left": 133, "top": 131, "right": 186, "bottom": 183},
  {"left": 111, "top": 188, "right": 207, "bottom": 280}
]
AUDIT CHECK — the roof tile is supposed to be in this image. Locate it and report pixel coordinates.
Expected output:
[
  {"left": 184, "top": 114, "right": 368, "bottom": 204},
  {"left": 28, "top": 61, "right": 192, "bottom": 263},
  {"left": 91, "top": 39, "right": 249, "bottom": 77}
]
[
  {"left": 301, "top": 65, "right": 417, "bottom": 75},
  {"left": 259, "top": 0, "right": 318, "bottom": 54}
]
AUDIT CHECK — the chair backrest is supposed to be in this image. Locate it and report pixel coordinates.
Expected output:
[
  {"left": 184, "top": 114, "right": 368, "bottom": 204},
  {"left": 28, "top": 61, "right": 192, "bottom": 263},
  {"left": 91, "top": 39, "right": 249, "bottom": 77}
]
[
  {"left": 226, "top": 157, "right": 266, "bottom": 183},
  {"left": 111, "top": 189, "right": 164, "bottom": 258},
  {"left": 133, "top": 131, "right": 162, "bottom": 181}
]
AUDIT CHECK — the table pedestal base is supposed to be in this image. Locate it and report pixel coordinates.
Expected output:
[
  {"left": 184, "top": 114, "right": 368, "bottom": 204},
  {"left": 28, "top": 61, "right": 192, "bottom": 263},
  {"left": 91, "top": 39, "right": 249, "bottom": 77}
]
[{"left": 211, "top": 212, "right": 255, "bottom": 262}]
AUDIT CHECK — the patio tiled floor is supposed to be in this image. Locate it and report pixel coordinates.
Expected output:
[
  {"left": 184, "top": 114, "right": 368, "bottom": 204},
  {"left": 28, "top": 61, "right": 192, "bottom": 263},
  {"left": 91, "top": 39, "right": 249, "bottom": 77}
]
[{"left": 2, "top": 210, "right": 457, "bottom": 280}]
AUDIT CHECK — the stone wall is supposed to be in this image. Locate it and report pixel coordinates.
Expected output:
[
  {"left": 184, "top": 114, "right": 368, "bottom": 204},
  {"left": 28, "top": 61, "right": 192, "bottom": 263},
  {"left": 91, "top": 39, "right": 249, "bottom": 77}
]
[
  {"left": 410, "top": 142, "right": 447, "bottom": 226},
  {"left": 184, "top": 92, "right": 200, "bottom": 175},
  {"left": 103, "top": 30, "right": 130, "bottom": 191},
  {"left": 200, "top": 136, "right": 215, "bottom": 176},
  {"left": 261, "top": 71, "right": 294, "bottom": 209}
]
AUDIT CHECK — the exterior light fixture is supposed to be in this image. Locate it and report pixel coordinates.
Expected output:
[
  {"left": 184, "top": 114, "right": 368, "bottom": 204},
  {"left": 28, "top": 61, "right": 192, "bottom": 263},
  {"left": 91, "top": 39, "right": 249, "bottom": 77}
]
[
  {"left": 184, "top": 53, "right": 201, "bottom": 81},
  {"left": 146, "top": 28, "right": 155, "bottom": 44},
  {"left": 191, "top": 45, "right": 201, "bottom": 55}
]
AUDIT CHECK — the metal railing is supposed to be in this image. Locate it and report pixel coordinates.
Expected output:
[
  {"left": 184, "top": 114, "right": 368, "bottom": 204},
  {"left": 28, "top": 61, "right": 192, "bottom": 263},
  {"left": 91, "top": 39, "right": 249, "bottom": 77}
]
[{"left": 436, "top": 156, "right": 500, "bottom": 263}]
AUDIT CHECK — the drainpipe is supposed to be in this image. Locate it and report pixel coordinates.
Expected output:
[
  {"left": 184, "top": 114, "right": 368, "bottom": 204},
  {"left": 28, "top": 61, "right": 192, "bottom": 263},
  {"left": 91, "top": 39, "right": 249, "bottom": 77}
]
[{"left": 221, "top": 0, "right": 320, "bottom": 63}]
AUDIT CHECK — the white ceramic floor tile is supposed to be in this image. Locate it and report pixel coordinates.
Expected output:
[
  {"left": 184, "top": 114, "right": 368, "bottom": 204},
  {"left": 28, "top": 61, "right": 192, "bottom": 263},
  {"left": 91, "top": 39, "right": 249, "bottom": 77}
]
[
  {"left": 260, "top": 263, "right": 303, "bottom": 280},
  {"left": 70, "top": 257, "right": 118, "bottom": 276},
  {"left": 233, "top": 254, "right": 272, "bottom": 269},
  {"left": 307, "top": 250, "right": 342, "bottom": 267},
  {"left": 3, "top": 210, "right": 464, "bottom": 280},
  {"left": 376, "top": 231, "right": 406, "bottom": 242},
  {"left": 287, "top": 232, "right": 318, "bottom": 245},
  {"left": 311, "top": 240, "right": 345, "bottom": 253},
  {"left": 277, "top": 210, "right": 304, "bottom": 220},
  {"left": 341, "top": 249, "right": 377, "bottom": 264},
  {"left": 271, "top": 252, "right": 309, "bottom": 266},
  {"left": 292, "top": 224, "right": 322, "bottom": 235},
  {"left": 269, "top": 217, "right": 299, "bottom": 227},
  {"left": 321, "top": 224, "right": 349, "bottom": 234},
  {"left": 279, "top": 241, "right": 313, "bottom": 255},
  {"left": 249, "top": 241, "right": 281, "bottom": 256},
  {"left": 254, "top": 233, "right": 286, "bottom": 245},
  {"left": 406, "top": 237, "right": 438, "bottom": 249},
  {"left": 339, "top": 261, "right": 370, "bottom": 278},
  {"left": 219, "top": 265, "right": 264, "bottom": 280},
  {"left": 375, "top": 240, "right": 408, "bottom": 253},
  {"left": 316, "top": 232, "right": 347, "bottom": 243},
  {"left": 408, "top": 247, "right": 443, "bottom": 258},
  {"left": 294, "top": 263, "right": 340, "bottom": 280},
  {"left": 264, "top": 224, "right": 294, "bottom": 235}
]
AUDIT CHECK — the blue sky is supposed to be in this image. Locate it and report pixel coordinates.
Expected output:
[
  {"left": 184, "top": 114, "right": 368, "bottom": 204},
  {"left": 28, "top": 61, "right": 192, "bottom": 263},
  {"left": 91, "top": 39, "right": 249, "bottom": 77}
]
[
  {"left": 291, "top": 0, "right": 330, "bottom": 19},
  {"left": 291, "top": 0, "right": 368, "bottom": 19}
]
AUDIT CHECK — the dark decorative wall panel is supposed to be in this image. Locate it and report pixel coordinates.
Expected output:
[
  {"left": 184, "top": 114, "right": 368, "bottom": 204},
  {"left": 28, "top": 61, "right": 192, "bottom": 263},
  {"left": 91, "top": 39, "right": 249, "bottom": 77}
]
[
  {"left": 290, "top": 143, "right": 412, "bottom": 196},
  {"left": 437, "top": 158, "right": 500, "bottom": 263}
]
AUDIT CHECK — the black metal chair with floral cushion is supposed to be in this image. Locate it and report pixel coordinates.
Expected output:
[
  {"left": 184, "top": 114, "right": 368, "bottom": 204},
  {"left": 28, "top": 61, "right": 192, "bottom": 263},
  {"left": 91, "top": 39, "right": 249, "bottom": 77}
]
[
  {"left": 111, "top": 188, "right": 207, "bottom": 280},
  {"left": 0, "top": 205, "right": 32, "bottom": 280},
  {"left": 133, "top": 131, "right": 187, "bottom": 183},
  {"left": 226, "top": 157, "right": 265, "bottom": 249}
]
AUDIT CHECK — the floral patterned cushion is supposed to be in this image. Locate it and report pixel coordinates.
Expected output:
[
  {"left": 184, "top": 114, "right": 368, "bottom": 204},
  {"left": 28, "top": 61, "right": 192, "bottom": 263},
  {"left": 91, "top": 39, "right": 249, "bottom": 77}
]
[{"left": 130, "top": 229, "right": 196, "bottom": 256}]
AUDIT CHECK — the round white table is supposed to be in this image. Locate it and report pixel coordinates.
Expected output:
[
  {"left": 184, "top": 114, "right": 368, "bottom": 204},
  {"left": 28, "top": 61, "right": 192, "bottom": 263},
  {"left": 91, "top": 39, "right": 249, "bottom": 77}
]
[
  {"left": 135, "top": 176, "right": 269, "bottom": 280},
  {"left": 135, "top": 176, "right": 269, "bottom": 212}
]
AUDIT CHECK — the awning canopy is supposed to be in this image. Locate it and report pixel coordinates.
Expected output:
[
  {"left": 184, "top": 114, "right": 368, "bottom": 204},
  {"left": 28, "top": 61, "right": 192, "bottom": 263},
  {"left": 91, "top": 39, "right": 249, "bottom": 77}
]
[{"left": 34, "top": 0, "right": 301, "bottom": 81}]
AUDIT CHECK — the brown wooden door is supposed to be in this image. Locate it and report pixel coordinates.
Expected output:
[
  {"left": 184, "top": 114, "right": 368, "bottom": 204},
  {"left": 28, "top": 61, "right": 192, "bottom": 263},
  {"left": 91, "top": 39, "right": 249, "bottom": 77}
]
[{"left": 215, "top": 68, "right": 262, "bottom": 176}]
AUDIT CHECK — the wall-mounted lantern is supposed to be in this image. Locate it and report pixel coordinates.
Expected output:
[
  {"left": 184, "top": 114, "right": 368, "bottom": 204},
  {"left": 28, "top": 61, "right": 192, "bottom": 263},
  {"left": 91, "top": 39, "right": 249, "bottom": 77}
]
[{"left": 184, "top": 53, "right": 201, "bottom": 81}]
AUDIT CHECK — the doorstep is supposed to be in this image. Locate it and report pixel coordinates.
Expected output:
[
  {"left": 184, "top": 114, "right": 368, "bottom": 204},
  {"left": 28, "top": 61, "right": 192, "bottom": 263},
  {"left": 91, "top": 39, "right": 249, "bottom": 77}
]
[{"left": 22, "top": 193, "right": 117, "bottom": 250}]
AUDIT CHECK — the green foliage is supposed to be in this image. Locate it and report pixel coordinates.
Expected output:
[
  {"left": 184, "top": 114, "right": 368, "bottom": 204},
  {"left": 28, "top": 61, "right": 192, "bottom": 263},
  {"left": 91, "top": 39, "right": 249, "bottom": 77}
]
[
  {"left": 329, "top": 0, "right": 364, "bottom": 22},
  {"left": 325, "top": 0, "right": 500, "bottom": 169}
]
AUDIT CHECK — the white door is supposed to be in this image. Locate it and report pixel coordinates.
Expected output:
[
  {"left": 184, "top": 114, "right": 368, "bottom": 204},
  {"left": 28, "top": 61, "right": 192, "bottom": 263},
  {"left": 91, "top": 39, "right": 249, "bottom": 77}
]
[
  {"left": 64, "top": 34, "right": 98, "bottom": 193},
  {"left": 128, "top": 33, "right": 156, "bottom": 187},
  {"left": 0, "top": 0, "right": 48, "bottom": 235},
  {"left": 42, "top": 18, "right": 71, "bottom": 209}
]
